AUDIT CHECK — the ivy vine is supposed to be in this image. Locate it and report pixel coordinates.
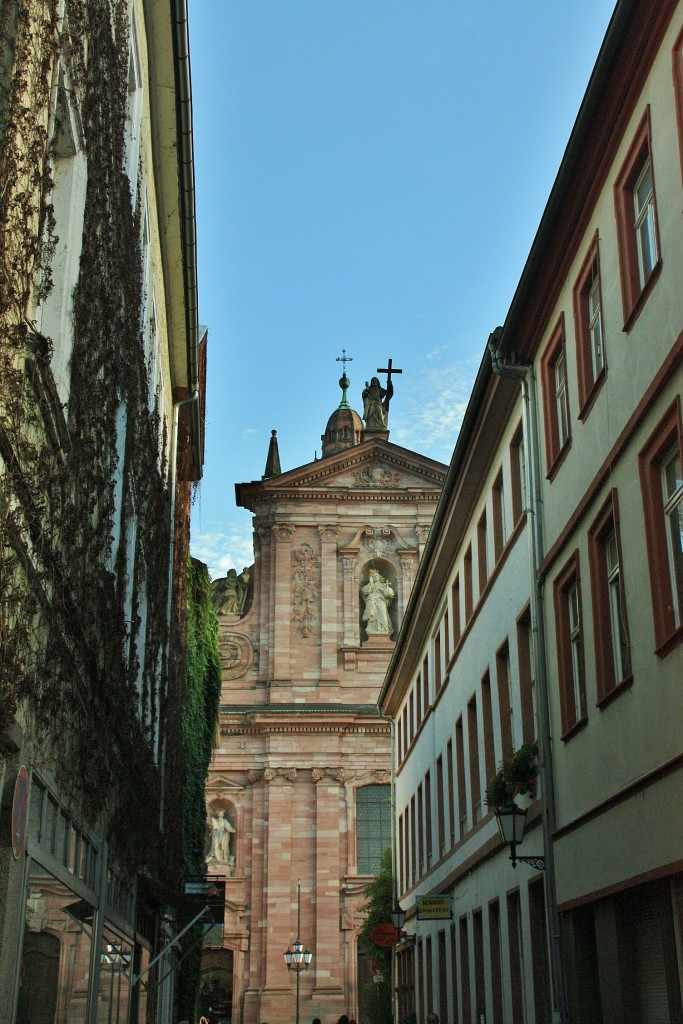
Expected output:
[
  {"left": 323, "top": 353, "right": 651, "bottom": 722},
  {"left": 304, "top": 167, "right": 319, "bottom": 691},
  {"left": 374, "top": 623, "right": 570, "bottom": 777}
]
[{"left": 0, "top": 0, "right": 188, "bottom": 881}]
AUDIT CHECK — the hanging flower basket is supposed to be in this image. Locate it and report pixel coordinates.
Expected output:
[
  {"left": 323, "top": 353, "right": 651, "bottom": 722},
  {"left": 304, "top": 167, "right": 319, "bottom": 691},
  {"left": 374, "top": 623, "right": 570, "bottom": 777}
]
[{"left": 485, "top": 741, "right": 539, "bottom": 811}]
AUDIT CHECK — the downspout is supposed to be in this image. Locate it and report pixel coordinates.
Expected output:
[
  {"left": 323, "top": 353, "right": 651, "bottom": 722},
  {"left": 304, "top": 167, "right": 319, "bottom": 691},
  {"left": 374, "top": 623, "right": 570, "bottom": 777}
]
[{"left": 487, "top": 328, "right": 568, "bottom": 1024}]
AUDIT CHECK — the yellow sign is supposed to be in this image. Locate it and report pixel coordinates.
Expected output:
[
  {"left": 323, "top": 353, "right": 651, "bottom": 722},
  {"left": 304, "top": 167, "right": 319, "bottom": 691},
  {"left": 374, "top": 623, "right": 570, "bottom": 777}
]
[{"left": 416, "top": 896, "right": 452, "bottom": 920}]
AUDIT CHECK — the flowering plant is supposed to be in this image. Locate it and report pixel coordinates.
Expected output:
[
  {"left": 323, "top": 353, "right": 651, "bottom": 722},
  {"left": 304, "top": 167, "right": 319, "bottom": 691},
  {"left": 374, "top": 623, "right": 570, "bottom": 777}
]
[{"left": 485, "top": 741, "right": 539, "bottom": 810}]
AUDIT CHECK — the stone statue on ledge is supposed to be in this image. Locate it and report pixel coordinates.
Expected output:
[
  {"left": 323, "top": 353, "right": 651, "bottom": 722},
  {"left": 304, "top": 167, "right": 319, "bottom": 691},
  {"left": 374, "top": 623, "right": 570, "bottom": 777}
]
[{"left": 361, "top": 569, "right": 394, "bottom": 636}]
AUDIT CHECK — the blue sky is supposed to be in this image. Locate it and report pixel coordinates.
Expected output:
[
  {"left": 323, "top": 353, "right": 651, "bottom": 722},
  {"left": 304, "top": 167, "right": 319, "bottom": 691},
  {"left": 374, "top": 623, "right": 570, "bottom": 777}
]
[{"left": 188, "top": 0, "right": 616, "bottom": 580}]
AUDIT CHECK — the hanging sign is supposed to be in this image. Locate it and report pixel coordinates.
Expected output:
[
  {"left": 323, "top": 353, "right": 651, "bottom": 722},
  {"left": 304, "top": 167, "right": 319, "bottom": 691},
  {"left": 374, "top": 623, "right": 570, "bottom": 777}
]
[
  {"left": 416, "top": 895, "right": 452, "bottom": 920},
  {"left": 12, "top": 766, "right": 29, "bottom": 859}
]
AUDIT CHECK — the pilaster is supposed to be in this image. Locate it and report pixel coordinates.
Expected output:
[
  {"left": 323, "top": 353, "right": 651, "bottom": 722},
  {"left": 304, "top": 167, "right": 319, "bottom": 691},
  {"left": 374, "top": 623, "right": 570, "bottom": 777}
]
[
  {"left": 318, "top": 525, "right": 339, "bottom": 680},
  {"left": 272, "top": 523, "right": 295, "bottom": 681}
]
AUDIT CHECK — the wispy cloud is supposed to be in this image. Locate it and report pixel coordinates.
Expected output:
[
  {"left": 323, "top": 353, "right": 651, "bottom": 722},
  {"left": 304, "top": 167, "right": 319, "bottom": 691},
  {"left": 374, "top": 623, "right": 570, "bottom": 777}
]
[
  {"left": 391, "top": 355, "right": 479, "bottom": 463},
  {"left": 190, "top": 521, "right": 255, "bottom": 581}
]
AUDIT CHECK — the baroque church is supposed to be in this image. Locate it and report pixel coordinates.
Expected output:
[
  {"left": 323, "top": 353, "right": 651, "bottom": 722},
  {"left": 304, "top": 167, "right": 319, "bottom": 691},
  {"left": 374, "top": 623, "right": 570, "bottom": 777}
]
[{"left": 201, "top": 365, "right": 446, "bottom": 1024}]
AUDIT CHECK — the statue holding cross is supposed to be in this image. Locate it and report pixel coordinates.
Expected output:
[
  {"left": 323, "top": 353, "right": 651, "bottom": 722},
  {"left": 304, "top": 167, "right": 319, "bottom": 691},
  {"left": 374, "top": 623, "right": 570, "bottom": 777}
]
[{"left": 361, "top": 358, "right": 403, "bottom": 430}]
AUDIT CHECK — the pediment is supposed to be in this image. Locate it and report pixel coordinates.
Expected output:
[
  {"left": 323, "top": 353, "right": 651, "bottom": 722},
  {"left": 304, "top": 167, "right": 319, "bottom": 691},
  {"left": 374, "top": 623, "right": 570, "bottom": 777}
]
[
  {"left": 236, "top": 441, "right": 447, "bottom": 508},
  {"left": 206, "top": 776, "right": 244, "bottom": 796}
]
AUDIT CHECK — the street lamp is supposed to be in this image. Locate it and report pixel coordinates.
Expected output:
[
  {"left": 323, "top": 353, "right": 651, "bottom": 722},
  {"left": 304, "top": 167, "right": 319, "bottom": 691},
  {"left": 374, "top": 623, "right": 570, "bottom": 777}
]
[
  {"left": 283, "top": 880, "right": 313, "bottom": 1024},
  {"left": 495, "top": 799, "right": 545, "bottom": 870},
  {"left": 390, "top": 902, "right": 406, "bottom": 931}
]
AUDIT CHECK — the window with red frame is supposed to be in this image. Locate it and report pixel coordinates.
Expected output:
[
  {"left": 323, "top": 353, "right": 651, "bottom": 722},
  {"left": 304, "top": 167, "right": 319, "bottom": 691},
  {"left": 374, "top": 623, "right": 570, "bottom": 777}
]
[
  {"left": 541, "top": 316, "right": 571, "bottom": 477},
  {"left": 673, "top": 27, "right": 683, "bottom": 184},
  {"left": 588, "top": 491, "right": 632, "bottom": 702},
  {"left": 614, "top": 108, "right": 661, "bottom": 327},
  {"left": 492, "top": 467, "right": 506, "bottom": 560},
  {"left": 553, "top": 551, "right": 587, "bottom": 736},
  {"left": 638, "top": 400, "right": 683, "bottom": 654},
  {"left": 510, "top": 420, "right": 527, "bottom": 522},
  {"left": 464, "top": 544, "right": 473, "bottom": 621},
  {"left": 573, "top": 231, "right": 606, "bottom": 417},
  {"left": 452, "top": 574, "right": 461, "bottom": 648}
]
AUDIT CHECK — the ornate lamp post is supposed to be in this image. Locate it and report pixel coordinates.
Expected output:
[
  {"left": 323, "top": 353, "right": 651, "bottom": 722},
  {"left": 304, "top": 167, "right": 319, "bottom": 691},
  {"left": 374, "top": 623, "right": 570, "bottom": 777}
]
[
  {"left": 283, "top": 880, "right": 313, "bottom": 1024},
  {"left": 495, "top": 799, "right": 546, "bottom": 870}
]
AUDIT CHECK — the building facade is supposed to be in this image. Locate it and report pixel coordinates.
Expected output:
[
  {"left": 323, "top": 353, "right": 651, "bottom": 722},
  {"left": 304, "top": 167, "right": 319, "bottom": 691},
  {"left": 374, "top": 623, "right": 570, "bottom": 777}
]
[
  {"left": 0, "top": 1, "right": 205, "bottom": 1021},
  {"left": 203, "top": 375, "right": 446, "bottom": 1024},
  {"left": 381, "top": 1, "right": 683, "bottom": 1022}
]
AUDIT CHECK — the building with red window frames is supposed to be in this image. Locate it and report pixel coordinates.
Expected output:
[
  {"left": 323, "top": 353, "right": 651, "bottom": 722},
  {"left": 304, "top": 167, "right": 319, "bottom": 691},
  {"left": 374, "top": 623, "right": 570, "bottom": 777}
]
[{"left": 381, "top": 1, "right": 683, "bottom": 1021}]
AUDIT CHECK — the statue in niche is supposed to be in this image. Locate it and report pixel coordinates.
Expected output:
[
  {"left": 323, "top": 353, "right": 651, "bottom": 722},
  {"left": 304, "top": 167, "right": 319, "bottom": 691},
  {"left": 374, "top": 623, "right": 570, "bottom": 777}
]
[
  {"left": 211, "top": 569, "right": 239, "bottom": 615},
  {"left": 236, "top": 567, "right": 250, "bottom": 614},
  {"left": 361, "top": 569, "right": 394, "bottom": 636},
  {"left": 212, "top": 566, "right": 250, "bottom": 617},
  {"left": 362, "top": 376, "right": 393, "bottom": 430},
  {"left": 206, "top": 808, "right": 236, "bottom": 873}
]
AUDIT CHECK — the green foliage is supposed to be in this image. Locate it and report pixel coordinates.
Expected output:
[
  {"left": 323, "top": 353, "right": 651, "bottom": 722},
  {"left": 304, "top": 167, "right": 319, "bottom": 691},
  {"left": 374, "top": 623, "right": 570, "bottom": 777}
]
[
  {"left": 485, "top": 740, "right": 539, "bottom": 810},
  {"left": 358, "top": 847, "right": 394, "bottom": 975},
  {"left": 176, "top": 559, "right": 221, "bottom": 1020},
  {"left": 0, "top": 0, "right": 176, "bottom": 877}
]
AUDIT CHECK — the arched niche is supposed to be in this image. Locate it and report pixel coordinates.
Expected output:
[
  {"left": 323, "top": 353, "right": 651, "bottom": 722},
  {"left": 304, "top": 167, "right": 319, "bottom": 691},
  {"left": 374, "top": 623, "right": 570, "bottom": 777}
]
[
  {"left": 205, "top": 799, "right": 238, "bottom": 876},
  {"left": 358, "top": 557, "right": 398, "bottom": 642}
]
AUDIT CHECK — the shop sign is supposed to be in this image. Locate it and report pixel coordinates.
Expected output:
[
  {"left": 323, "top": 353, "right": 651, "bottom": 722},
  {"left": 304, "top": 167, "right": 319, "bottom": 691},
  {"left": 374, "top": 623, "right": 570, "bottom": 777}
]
[
  {"left": 12, "top": 766, "right": 28, "bottom": 859},
  {"left": 416, "top": 895, "right": 452, "bottom": 920}
]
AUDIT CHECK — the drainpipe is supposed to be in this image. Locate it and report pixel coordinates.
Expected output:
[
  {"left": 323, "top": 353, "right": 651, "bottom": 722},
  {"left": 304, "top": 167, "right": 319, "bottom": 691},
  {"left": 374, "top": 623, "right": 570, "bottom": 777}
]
[{"left": 487, "top": 328, "right": 568, "bottom": 1024}]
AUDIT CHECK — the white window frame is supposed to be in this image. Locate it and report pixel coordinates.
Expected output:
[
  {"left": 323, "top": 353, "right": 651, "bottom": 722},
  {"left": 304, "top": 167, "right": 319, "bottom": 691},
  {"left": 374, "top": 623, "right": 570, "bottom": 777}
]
[
  {"left": 567, "top": 582, "right": 584, "bottom": 720},
  {"left": 633, "top": 157, "right": 658, "bottom": 287},
  {"left": 662, "top": 447, "right": 683, "bottom": 627}
]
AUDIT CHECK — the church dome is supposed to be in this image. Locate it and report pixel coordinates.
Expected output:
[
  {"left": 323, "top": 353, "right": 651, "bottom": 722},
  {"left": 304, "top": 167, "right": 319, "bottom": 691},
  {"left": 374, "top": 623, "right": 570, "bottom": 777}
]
[{"left": 321, "top": 372, "right": 363, "bottom": 456}]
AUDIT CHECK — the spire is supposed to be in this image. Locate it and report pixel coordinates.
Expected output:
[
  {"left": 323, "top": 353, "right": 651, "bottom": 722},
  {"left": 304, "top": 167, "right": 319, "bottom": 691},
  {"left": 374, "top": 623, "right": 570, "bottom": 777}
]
[
  {"left": 263, "top": 429, "right": 281, "bottom": 479},
  {"left": 321, "top": 356, "right": 363, "bottom": 457}
]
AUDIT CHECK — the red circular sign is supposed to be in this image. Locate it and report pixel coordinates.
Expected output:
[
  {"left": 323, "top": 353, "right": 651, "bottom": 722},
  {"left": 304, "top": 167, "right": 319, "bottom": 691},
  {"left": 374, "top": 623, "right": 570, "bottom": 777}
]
[
  {"left": 12, "top": 766, "right": 28, "bottom": 859},
  {"left": 369, "top": 923, "right": 401, "bottom": 948}
]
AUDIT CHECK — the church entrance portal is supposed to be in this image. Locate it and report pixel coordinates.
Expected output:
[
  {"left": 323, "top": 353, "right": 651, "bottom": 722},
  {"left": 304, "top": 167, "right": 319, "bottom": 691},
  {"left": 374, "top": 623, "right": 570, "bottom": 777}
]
[{"left": 199, "top": 948, "right": 234, "bottom": 1024}]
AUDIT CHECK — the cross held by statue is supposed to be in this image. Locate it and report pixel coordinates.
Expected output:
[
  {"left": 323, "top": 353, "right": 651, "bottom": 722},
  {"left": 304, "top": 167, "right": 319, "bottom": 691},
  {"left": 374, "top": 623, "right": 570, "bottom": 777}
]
[{"left": 377, "top": 358, "right": 402, "bottom": 409}]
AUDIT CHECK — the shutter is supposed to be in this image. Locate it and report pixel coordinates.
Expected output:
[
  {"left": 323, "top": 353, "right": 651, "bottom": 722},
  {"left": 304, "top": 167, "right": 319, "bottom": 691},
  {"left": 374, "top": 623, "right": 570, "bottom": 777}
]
[{"left": 633, "top": 887, "right": 670, "bottom": 1023}]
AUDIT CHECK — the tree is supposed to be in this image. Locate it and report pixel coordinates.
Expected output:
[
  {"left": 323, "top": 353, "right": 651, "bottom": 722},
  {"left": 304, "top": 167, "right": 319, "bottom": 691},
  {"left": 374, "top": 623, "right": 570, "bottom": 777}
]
[{"left": 358, "top": 848, "right": 394, "bottom": 1023}]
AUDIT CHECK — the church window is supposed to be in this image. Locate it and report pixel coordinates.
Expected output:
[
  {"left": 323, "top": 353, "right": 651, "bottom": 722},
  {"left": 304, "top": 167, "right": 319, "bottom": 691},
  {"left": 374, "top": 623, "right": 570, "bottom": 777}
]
[{"left": 356, "top": 784, "right": 391, "bottom": 876}]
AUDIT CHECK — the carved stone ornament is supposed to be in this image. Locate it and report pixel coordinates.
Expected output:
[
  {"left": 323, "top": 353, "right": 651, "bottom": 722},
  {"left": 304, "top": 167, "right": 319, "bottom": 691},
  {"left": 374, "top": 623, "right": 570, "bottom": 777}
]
[
  {"left": 218, "top": 633, "right": 253, "bottom": 679},
  {"left": 264, "top": 767, "right": 298, "bottom": 783},
  {"left": 312, "top": 767, "right": 346, "bottom": 783},
  {"left": 273, "top": 523, "right": 295, "bottom": 543},
  {"left": 353, "top": 460, "right": 401, "bottom": 489},
  {"left": 400, "top": 557, "right": 414, "bottom": 585},
  {"left": 361, "top": 526, "right": 394, "bottom": 561},
  {"left": 293, "top": 543, "right": 319, "bottom": 637},
  {"left": 416, "top": 524, "right": 430, "bottom": 543},
  {"left": 318, "top": 524, "right": 339, "bottom": 542},
  {"left": 373, "top": 770, "right": 391, "bottom": 785},
  {"left": 343, "top": 556, "right": 357, "bottom": 580},
  {"left": 248, "top": 770, "right": 263, "bottom": 784}
]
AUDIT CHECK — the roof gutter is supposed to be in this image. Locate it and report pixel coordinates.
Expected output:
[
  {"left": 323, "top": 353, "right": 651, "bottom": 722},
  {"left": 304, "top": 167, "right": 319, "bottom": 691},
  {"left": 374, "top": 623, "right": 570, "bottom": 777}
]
[{"left": 171, "top": 0, "right": 202, "bottom": 478}]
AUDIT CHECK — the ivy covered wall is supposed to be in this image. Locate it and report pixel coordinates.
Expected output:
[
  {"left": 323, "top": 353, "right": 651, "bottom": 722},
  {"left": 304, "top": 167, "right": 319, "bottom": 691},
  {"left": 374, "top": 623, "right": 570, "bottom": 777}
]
[{"left": 177, "top": 557, "right": 222, "bottom": 1019}]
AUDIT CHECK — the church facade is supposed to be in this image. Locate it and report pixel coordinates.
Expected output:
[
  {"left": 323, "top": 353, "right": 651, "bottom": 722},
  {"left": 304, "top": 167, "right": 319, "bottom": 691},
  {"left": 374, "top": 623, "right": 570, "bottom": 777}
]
[{"left": 202, "top": 372, "right": 446, "bottom": 1024}]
